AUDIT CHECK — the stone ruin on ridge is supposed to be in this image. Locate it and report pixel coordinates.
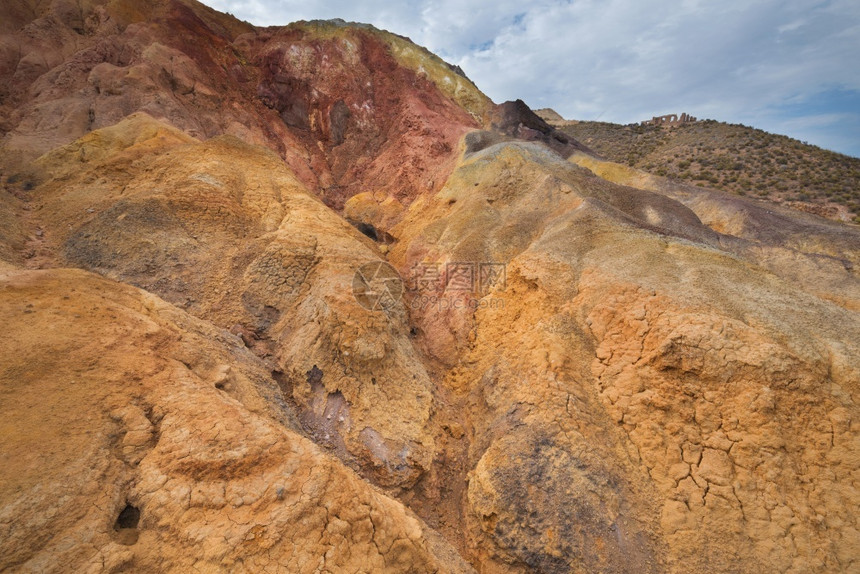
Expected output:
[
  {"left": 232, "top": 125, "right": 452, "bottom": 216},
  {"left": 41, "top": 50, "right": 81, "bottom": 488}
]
[{"left": 642, "top": 112, "right": 697, "bottom": 126}]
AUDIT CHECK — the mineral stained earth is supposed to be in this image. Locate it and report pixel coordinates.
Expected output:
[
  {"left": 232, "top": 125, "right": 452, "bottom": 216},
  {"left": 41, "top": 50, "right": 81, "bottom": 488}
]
[{"left": 1, "top": 1, "right": 858, "bottom": 573}]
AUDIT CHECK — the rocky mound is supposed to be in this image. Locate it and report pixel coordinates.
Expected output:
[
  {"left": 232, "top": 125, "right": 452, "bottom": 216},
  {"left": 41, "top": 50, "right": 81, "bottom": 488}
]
[
  {"left": 388, "top": 136, "right": 860, "bottom": 572},
  {"left": 0, "top": 265, "right": 472, "bottom": 573},
  {"left": 18, "top": 112, "right": 440, "bottom": 490}
]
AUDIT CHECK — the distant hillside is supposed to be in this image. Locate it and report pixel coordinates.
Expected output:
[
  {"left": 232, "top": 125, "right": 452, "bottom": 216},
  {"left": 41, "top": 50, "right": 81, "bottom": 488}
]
[{"left": 539, "top": 113, "right": 860, "bottom": 223}]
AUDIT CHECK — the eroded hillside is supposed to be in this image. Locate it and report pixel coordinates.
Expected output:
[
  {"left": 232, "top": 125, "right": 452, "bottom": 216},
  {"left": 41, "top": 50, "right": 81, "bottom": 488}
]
[{"left": 1, "top": 1, "right": 859, "bottom": 573}]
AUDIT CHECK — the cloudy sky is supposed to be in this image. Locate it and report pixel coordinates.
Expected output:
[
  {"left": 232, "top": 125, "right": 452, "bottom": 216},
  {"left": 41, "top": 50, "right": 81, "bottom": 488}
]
[{"left": 201, "top": 0, "right": 860, "bottom": 158}]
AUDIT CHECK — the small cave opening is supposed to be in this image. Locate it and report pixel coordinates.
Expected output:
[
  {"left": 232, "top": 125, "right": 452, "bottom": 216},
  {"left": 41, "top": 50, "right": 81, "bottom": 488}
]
[
  {"left": 113, "top": 503, "right": 141, "bottom": 546},
  {"left": 355, "top": 221, "right": 379, "bottom": 241},
  {"left": 115, "top": 504, "right": 140, "bottom": 529},
  {"left": 347, "top": 219, "right": 396, "bottom": 244}
]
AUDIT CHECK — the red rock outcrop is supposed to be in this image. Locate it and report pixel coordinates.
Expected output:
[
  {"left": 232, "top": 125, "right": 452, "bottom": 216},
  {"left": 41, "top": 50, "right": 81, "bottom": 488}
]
[{"left": 0, "top": 0, "right": 488, "bottom": 211}]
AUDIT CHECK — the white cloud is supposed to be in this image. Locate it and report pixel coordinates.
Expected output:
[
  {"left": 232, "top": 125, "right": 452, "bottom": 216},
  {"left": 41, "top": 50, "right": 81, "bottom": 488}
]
[{"left": 200, "top": 0, "right": 860, "bottom": 156}]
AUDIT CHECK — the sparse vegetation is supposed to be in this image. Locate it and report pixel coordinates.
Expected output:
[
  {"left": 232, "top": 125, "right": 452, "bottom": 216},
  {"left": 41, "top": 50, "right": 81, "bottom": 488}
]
[{"left": 558, "top": 120, "right": 860, "bottom": 221}]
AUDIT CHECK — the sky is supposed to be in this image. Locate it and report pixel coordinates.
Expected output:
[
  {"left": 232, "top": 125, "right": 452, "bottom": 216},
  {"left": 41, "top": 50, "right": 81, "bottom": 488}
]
[{"left": 201, "top": 0, "right": 860, "bottom": 158}]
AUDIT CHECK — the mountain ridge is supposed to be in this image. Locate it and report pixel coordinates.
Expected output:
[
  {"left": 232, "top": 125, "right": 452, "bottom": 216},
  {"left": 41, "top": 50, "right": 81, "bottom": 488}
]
[{"left": 536, "top": 109, "right": 860, "bottom": 223}]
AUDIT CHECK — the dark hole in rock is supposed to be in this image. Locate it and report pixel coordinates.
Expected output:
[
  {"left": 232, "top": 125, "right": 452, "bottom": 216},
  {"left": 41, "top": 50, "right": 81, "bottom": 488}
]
[
  {"left": 358, "top": 222, "right": 378, "bottom": 241},
  {"left": 347, "top": 219, "right": 396, "bottom": 244},
  {"left": 115, "top": 504, "right": 140, "bottom": 530},
  {"left": 113, "top": 504, "right": 140, "bottom": 546}
]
